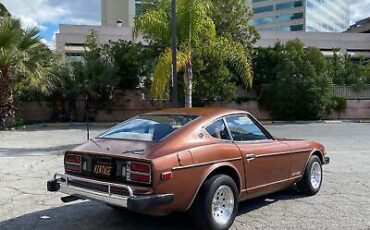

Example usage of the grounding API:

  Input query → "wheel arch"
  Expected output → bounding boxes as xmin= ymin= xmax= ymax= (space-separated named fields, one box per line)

xmin=311 ymin=149 xmax=324 ymax=163
xmin=303 ymin=149 xmax=324 ymax=172
xmin=185 ymin=163 xmax=242 ymax=210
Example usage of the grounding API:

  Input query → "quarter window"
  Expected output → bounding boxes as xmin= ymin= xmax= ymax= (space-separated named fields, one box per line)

xmin=205 ymin=120 xmax=230 ymax=140
xmin=225 ymin=115 xmax=268 ymax=141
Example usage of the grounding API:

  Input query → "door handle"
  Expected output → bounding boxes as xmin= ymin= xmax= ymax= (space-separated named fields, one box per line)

xmin=245 ymin=153 xmax=256 ymax=160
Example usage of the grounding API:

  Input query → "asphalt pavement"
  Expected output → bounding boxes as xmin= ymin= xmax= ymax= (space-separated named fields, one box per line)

xmin=0 ymin=122 xmax=369 ymax=230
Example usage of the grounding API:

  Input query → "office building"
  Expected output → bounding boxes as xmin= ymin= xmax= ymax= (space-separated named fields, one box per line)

xmin=252 ymin=0 xmax=350 ymax=32
xmin=101 ymin=0 xmax=141 ymax=27
xmin=57 ymin=0 xmax=370 ymax=61
xmin=256 ymin=31 xmax=370 ymax=58
xmin=55 ymin=24 xmax=134 ymax=62
xmin=346 ymin=17 xmax=370 ymax=33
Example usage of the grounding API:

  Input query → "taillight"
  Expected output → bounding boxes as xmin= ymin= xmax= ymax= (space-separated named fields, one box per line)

xmin=129 ymin=162 xmax=151 ymax=174
xmin=128 ymin=173 xmax=151 ymax=183
xmin=126 ymin=161 xmax=151 ymax=184
xmin=65 ymin=154 xmax=81 ymax=172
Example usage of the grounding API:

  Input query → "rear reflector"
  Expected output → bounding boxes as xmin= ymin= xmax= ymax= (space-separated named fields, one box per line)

xmin=129 ymin=173 xmax=151 ymax=184
xmin=129 ymin=162 xmax=151 ymax=174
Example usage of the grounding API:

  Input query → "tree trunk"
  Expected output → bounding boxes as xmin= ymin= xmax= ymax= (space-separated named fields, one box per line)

xmin=0 ymin=67 xmax=16 ymax=129
xmin=184 ymin=63 xmax=193 ymax=108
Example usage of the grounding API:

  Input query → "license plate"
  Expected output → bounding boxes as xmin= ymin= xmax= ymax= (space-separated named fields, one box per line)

xmin=94 ymin=160 xmax=113 ymax=177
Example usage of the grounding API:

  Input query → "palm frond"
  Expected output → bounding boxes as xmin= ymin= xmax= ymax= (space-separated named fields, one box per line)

xmin=134 ymin=8 xmax=171 ymax=43
xmin=151 ymin=48 xmax=189 ymax=98
xmin=202 ymin=37 xmax=253 ymax=88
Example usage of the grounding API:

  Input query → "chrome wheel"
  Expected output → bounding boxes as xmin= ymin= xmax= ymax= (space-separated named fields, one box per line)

xmin=310 ymin=161 xmax=322 ymax=189
xmin=211 ymin=185 xmax=234 ymax=226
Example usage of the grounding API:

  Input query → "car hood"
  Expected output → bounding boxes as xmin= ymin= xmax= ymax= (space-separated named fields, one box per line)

xmin=70 ymin=138 xmax=160 ymax=160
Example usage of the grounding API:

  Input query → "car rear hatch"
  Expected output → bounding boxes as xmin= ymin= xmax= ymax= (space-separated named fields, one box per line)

xmin=63 ymin=138 xmax=160 ymax=195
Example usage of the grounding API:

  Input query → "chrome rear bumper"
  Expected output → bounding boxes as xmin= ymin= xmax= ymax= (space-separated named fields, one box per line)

xmin=47 ymin=173 xmax=173 ymax=212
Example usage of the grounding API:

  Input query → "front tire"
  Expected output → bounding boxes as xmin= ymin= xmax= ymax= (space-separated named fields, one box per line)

xmin=190 ymin=175 xmax=238 ymax=230
xmin=297 ymin=155 xmax=323 ymax=195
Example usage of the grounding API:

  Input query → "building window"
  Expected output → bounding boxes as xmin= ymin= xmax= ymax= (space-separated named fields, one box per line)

xmin=253 ymin=17 xmax=274 ymax=25
xmin=275 ymin=12 xmax=304 ymax=22
xmin=135 ymin=3 xmax=142 ymax=15
xmin=276 ymin=1 xmax=303 ymax=10
xmin=253 ymin=5 xmax=274 ymax=14
xmin=291 ymin=24 xmax=304 ymax=31
xmin=306 ymin=26 xmax=316 ymax=32
xmin=307 ymin=1 xmax=315 ymax=9
xmin=65 ymin=53 xmax=84 ymax=62
xmin=276 ymin=24 xmax=304 ymax=31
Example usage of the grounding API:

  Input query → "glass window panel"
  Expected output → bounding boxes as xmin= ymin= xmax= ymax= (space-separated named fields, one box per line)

xmin=225 ymin=115 xmax=268 ymax=141
xmin=253 ymin=5 xmax=274 ymax=14
xmin=100 ymin=115 xmax=198 ymax=142
xmin=205 ymin=120 xmax=230 ymax=140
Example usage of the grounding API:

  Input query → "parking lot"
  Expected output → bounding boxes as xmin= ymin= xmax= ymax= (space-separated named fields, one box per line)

xmin=0 ymin=122 xmax=369 ymax=230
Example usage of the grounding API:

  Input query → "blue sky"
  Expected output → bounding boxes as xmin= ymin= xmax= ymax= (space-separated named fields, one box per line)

xmin=1 ymin=0 xmax=369 ymax=48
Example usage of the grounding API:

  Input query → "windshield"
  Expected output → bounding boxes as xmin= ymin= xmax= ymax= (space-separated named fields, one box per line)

xmin=99 ymin=114 xmax=198 ymax=142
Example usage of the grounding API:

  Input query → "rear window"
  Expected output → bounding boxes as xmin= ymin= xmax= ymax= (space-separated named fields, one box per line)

xmin=99 ymin=115 xmax=198 ymax=142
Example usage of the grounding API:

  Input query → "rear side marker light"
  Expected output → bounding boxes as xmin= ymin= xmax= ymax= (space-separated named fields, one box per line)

xmin=161 ymin=172 xmax=173 ymax=181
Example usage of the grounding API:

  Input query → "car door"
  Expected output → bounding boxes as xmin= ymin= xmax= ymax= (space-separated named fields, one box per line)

xmin=224 ymin=114 xmax=292 ymax=195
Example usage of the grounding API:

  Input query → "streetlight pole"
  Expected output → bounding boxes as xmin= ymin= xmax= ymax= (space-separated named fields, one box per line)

xmin=171 ymin=0 xmax=178 ymax=107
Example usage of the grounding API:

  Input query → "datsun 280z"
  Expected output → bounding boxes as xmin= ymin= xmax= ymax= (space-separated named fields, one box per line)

xmin=47 ymin=108 xmax=330 ymax=230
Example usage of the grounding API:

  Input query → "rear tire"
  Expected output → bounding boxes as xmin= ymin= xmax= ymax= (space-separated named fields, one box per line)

xmin=190 ymin=174 xmax=238 ymax=230
xmin=297 ymin=155 xmax=323 ymax=195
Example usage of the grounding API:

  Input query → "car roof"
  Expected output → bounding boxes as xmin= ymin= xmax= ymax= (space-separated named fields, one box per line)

xmin=144 ymin=107 xmax=249 ymax=118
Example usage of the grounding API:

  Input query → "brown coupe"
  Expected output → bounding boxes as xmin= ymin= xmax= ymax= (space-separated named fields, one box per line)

xmin=47 ymin=108 xmax=329 ymax=230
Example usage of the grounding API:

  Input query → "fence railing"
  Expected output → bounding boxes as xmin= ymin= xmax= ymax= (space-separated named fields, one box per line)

xmin=332 ymin=85 xmax=370 ymax=100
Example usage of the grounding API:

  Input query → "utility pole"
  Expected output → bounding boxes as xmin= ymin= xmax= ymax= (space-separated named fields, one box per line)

xmin=171 ymin=0 xmax=178 ymax=107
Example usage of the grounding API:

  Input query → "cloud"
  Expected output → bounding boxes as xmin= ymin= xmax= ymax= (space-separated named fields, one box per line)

xmin=0 ymin=0 xmax=101 ymax=27
xmin=350 ymin=0 xmax=370 ymax=23
xmin=0 ymin=0 xmax=101 ymax=48
xmin=40 ymin=38 xmax=54 ymax=50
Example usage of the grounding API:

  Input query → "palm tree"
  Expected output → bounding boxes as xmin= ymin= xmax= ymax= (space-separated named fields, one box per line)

xmin=0 ymin=3 xmax=11 ymax=17
xmin=135 ymin=0 xmax=252 ymax=107
xmin=0 ymin=15 xmax=57 ymax=129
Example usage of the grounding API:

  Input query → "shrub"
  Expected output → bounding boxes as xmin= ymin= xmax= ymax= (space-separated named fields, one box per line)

xmin=257 ymin=40 xmax=332 ymax=120
xmin=331 ymin=97 xmax=347 ymax=112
